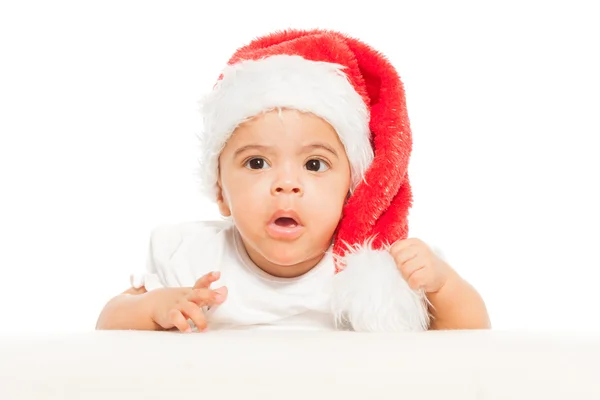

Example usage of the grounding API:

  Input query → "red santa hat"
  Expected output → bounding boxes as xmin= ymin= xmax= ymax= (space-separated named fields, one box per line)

xmin=197 ymin=29 xmax=430 ymax=332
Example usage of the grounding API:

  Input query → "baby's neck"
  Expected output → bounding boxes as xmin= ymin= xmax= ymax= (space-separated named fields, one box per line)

xmin=243 ymin=244 xmax=328 ymax=279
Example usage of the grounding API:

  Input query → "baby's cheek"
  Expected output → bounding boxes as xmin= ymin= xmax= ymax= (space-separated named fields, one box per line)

xmin=311 ymin=196 xmax=344 ymax=229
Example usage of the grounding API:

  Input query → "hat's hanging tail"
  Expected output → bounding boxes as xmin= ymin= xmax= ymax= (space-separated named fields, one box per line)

xmin=330 ymin=36 xmax=430 ymax=332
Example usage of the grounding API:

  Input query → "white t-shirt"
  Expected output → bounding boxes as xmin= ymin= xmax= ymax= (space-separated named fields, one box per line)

xmin=130 ymin=220 xmax=337 ymax=331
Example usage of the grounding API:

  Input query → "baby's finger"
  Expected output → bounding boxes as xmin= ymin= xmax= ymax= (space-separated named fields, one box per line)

xmin=391 ymin=246 xmax=419 ymax=267
xmin=212 ymin=286 xmax=228 ymax=305
xmin=187 ymin=286 xmax=228 ymax=306
xmin=187 ymin=287 xmax=216 ymax=305
xmin=193 ymin=271 xmax=220 ymax=289
xmin=399 ymin=257 xmax=425 ymax=282
xmin=407 ymin=270 xmax=426 ymax=291
xmin=168 ymin=308 xmax=192 ymax=332
xmin=180 ymin=301 xmax=208 ymax=332
xmin=390 ymin=238 xmax=420 ymax=254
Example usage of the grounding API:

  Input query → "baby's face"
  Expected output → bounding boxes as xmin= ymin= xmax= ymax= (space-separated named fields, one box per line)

xmin=217 ymin=109 xmax=351 ymax=278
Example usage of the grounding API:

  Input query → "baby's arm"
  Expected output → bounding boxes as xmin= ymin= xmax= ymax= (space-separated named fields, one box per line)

xmin=391 ymin=238 xmax=490 ymax=330
xmin=427 ymin=272 xmax=491 ymax=330
xmin=95 ymin=286 xmax=158 ymax=331
xmin=96 ymin=272 xmax=227 ymax=331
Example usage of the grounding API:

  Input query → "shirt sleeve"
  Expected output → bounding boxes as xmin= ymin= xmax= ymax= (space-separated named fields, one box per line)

xmin=129 ymin=224 xmax=184 ymax=291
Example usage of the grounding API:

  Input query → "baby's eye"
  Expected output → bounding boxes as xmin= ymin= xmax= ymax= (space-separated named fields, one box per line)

xmin=245 ymin=158 xmax=270 ymax=170
xmin=305 ymin=159 xmax=330 ymax=172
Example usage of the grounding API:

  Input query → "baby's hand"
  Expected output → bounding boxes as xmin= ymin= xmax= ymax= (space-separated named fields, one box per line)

xmin=146 ymin=271 xmax=227 ymax=332
xmin=390 ymin=239 xmax=454 ymax=294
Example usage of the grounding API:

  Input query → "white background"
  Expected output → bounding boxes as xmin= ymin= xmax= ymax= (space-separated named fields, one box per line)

xmin=1 ymin=1 xmax=598 ymax=334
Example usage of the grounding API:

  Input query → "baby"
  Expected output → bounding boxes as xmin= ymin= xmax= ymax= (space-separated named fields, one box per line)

xmin=96 ymin=29 xmax=490 ymax=333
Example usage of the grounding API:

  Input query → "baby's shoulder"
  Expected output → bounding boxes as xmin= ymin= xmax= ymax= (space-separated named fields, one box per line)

xmin=148 ymin=219 xmax=234 ymax=258
xmin=134 ymin=220 xmax=235 ymax=289
xmin=150 ymin=219 xmax=232 ymax=242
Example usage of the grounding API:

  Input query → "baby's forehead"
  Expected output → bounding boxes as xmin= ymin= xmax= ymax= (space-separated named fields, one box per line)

xmin=238 ymin=108 xmax=330 ymax=129
xmin=227 ymin=109 xmax=345 ymax=148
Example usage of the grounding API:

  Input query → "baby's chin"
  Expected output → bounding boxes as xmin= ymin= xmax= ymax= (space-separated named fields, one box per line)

xmin=257 ymin=245 xmax=327 ymax=276
xmin=262 ymin=249 xmax=316 ymax=267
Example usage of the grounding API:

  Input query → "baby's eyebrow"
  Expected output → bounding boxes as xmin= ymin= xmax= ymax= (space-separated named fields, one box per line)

xmin=233 ymin=144 xmax=271 ymax=158
xmin=232 ymin=143 xmax=339 ymax=158
xmin=302 ymin=143 xmax=339 ymax=158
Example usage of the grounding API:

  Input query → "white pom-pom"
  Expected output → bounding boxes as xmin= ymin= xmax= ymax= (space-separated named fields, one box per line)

xmin=330 ymin=244 xmax=431 ymax=332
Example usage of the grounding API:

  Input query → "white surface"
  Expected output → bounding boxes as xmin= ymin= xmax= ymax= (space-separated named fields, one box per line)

xmin=1 ymin=1 xmax=599 ymax=334
xmin=1 ymin=330 xmax=599 ymax=399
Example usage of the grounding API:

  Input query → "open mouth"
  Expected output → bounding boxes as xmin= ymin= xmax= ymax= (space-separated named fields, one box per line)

xmin=267 ymin=212 xmax=304 ymax=239
xmin=274 ymin=217 xmax=298 ymax=228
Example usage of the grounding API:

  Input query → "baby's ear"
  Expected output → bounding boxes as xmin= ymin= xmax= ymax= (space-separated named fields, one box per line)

xmin=216 ymin=179 xmax=231 ymax=217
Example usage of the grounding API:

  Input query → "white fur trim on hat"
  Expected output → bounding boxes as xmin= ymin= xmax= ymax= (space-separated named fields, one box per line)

xmin=330 ymin=243 xmax=431 ymax=332
xmin=196 ymin=54 xmax=373 ymax=200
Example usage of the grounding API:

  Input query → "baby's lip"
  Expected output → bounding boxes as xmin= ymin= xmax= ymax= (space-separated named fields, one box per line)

xmin=268 ymin=209 xmax=304 ymax=226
